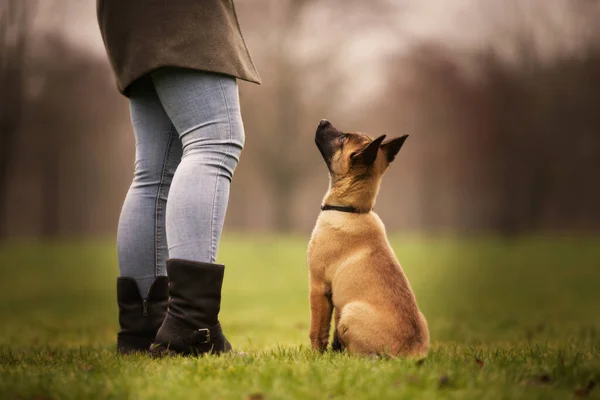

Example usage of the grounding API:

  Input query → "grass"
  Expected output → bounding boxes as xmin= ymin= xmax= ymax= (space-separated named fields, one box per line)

xmin=0 ymin=234 xmax=599 ymax=399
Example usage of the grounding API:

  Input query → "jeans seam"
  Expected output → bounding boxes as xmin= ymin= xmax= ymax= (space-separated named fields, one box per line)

xmin=210 ymin=76 xmax=234 ymax=262
xmin=154 ymin=126 xmax=176 ymax=278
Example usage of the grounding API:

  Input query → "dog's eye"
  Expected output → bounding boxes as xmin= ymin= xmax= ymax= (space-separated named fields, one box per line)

xmin=339 ymin=135 xmax=347 ymax=144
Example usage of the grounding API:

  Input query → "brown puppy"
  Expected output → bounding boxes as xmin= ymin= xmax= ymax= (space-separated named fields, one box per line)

xmin=307 ymin=120 xmax=429 ymax=358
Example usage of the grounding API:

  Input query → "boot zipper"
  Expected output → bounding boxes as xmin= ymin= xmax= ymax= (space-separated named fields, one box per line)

xmin=142 ymin=300 xmax=148 ymax=316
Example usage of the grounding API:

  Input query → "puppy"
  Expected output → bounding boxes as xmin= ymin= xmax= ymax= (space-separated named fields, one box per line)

xmin=307 ymin=120 xmax=429 ymax=358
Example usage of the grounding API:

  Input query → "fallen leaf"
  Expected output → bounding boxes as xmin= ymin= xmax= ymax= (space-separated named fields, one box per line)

xmin=522 ymin=374 xmax=553 ymax=386
xmin=394 ymin=374 xmax=419 ymax=387
xmin=574 ymin=380 xmax=596 ymax=397
xmin=438 ymin=375 xmax=450 ymax=388
xmin=526 ymin=324 xmax=546 ymax=340
xmin=475 ymin=357 xmax=484 ymax=368
xmin=32 ymin=396 xmax=53 ymax=400
xmin=246 ymin=393 xmax=264 ymax=400
xmin=77 ymin=363 xmax=94 ymax=372
xmin=294 ymin=322 xmax=306 ymax=330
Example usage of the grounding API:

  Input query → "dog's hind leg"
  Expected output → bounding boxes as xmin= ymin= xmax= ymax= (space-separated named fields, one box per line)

xmin=337 ymin=301 xmax=399 ymax=356
xmin=339 ymin=302 xmax=428 ymax=358
xmin=337 ymin=301 xmax=378 ymax=355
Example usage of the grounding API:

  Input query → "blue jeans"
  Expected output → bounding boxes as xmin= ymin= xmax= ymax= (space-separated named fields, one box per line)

xmin=117 ymin=68 xmax=245 ymax=297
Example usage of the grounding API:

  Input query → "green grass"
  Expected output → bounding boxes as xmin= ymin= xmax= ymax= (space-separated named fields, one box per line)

xmin=1 ymin=234 xmax=599 ymax=399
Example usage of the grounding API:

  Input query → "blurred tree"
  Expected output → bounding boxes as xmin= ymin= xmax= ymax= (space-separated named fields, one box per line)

xmin=3 ymin=0 xmax=599 ymax=237
xmin=473 ymin=0 xmax=600 ymax=234
xmin=2 ymin=32 xmax=131 ymax=238
xmin=237 ymin=0 xmax=395 ymax=231
xmin=377 ymin=0 xmax=600 ymax=235
xmin=0 ymin=0 xmax=36 ymax=237
xmin=255 ymin=0 xmax=329 ymax=232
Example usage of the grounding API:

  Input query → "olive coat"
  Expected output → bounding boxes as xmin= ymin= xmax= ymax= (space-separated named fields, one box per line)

xmin=96 ymin=0 xmax=261 ymax=96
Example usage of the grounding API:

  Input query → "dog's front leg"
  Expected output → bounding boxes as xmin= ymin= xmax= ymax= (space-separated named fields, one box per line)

xmin=309 ymin=280 xmax=333 ymax=352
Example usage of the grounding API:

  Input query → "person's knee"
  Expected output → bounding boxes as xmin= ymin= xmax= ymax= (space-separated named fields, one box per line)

xmin=131 ymin=153 xmax=177 ymax=189
xmin=181 ymin=123 xmax=244 ymax=181
xmin=131 ymin=159 xmax=160 ymax=188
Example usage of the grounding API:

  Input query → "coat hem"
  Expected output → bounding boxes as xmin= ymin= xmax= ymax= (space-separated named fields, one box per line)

xmin=117 ymin=65 xmax=261 ymax=97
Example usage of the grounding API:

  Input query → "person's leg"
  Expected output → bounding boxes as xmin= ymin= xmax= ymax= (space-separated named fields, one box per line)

xmin=116 ymin=76 xmax=183 ymax=353
xmin=117 ymin=76 xmax=183 ymax=296
xmin=151 ymin=68 xmax=244 ymax=263
xmin=149 ymin=68 xmax=245 ymax=356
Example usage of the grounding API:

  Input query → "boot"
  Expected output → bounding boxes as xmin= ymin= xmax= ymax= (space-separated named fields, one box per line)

xmin=116 ymin=276 xmax=168 ymax=354
xmin=149 ymin=259 xmax=232 ymax=356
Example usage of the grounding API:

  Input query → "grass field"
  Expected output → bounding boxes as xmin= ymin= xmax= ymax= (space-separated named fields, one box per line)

xmin=1 ymin=234 xmax=599 ymax=399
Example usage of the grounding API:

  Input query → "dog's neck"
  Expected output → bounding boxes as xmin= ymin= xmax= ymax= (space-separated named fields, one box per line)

xmin=321 ymin=175 xmax=381 ymax=214
xmin=321 ymin=204 xmax=363 ymax=213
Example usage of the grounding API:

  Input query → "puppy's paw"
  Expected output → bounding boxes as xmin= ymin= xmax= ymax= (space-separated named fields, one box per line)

xmin=310 ymin=338 xmax=328 ymax=352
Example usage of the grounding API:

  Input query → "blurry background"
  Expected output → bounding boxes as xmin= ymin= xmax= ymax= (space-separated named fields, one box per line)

xmin=2 ymin=0 xmax=600 ymax=239
xmin=2 ymin=4 xmax=600 ymax=396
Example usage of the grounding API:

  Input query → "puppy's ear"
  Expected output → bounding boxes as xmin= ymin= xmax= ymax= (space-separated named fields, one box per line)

xmin=381 ymin=135 xmax=408 ymax=163
xmin=352 ymin=135 xmax=386 ymax=166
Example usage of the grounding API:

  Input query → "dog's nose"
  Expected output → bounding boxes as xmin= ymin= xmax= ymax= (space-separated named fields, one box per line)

xmin=318 ymin=119 xmax=331 ymax=128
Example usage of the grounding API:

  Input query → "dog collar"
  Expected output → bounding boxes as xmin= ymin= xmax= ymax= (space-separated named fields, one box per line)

xmin=321 ymin=204 xmax=370 ymax=214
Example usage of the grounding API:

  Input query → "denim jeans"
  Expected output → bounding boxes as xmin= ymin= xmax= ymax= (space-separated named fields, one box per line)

xmin=117 ymin=68 xmax=245 ymax=297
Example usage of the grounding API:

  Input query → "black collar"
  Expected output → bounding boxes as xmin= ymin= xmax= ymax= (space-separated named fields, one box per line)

xmin=320 ymin=204 xmax=369 ymax=214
